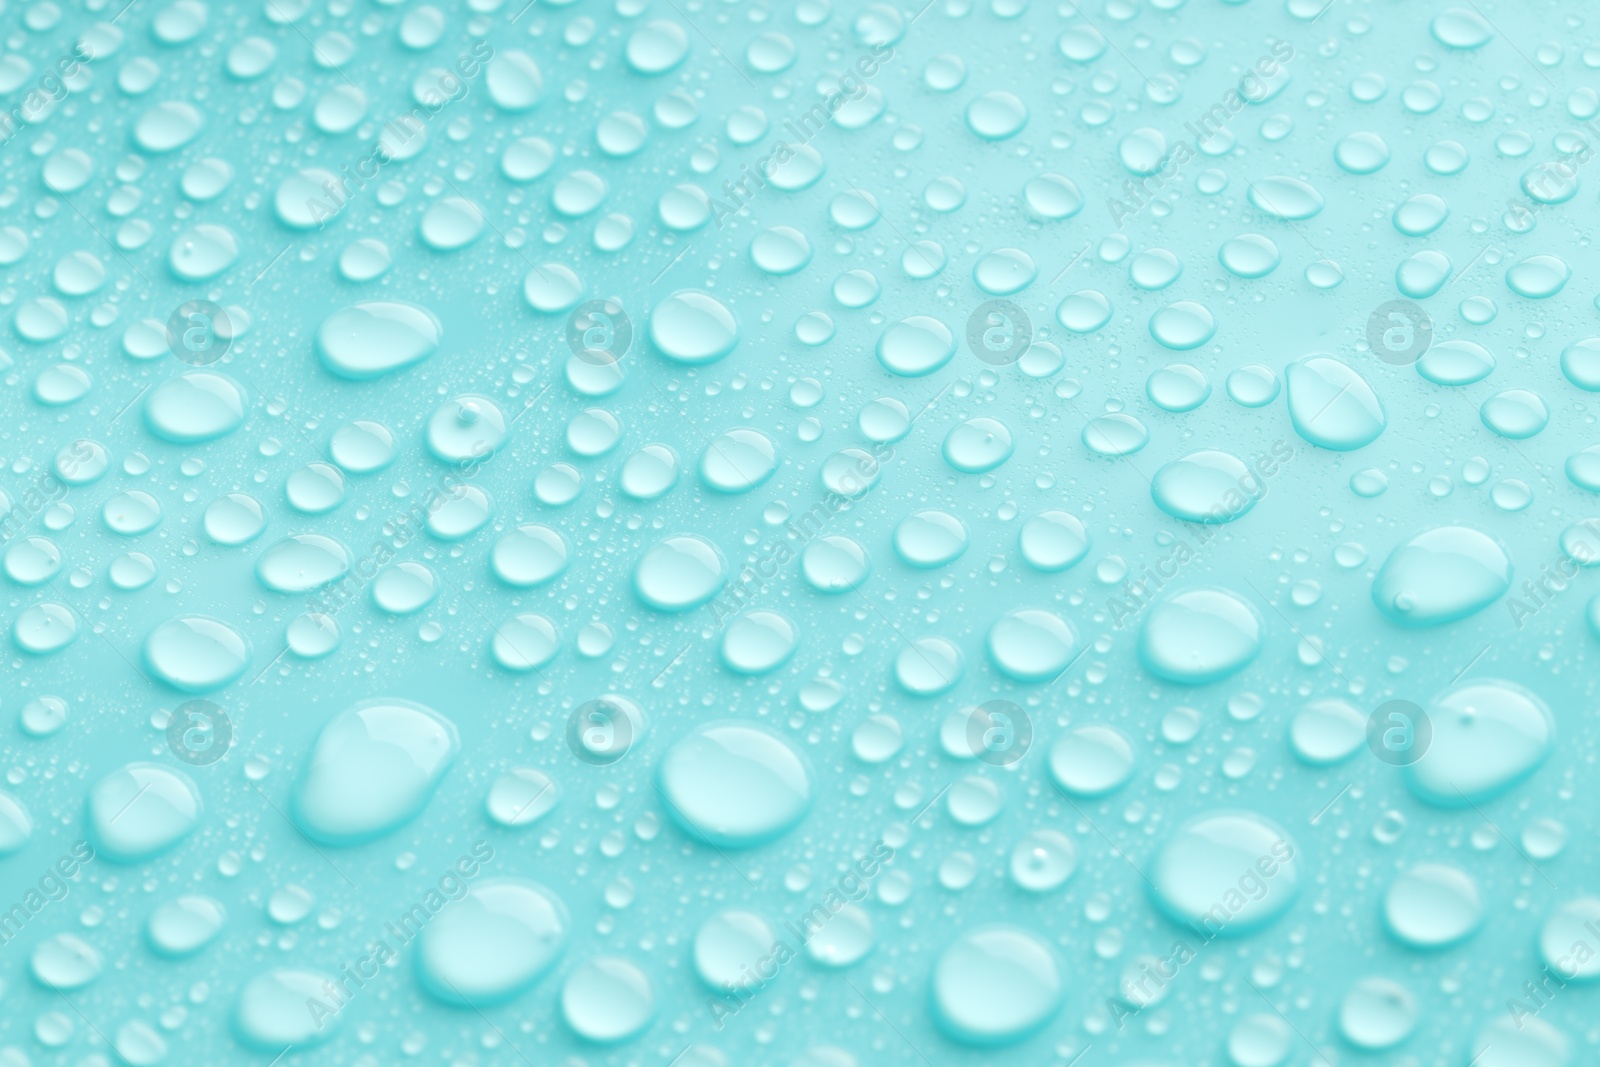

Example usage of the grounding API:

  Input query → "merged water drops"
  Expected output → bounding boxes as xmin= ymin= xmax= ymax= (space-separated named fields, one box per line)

xmin=291 ymin=700 xmax=459 ymax=845
xmin=87 ymin=763 xmax=202 ymax=863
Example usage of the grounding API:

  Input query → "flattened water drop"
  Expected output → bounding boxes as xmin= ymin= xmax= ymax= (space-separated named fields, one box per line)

xmin=316 ymin=301 xmax=442 ymax=380
xmin=1371 ymin=526 xmax=1511 ymax=627
xmin=1151 ymin=811 xmax=1299 ymax=934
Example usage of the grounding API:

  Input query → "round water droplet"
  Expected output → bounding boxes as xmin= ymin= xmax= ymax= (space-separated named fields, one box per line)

xmin=1149 ymin=300 xmax=1216 ymax=350
xmin=1082 ymin=413 xmax=1148 ymax=456
xmin=487 ymin=768 xmax=560 ymax=828
xmin=561 ymin=956 xmax=655 ymax=1044
xmin=1404 ymin=680 xmax=1553 ymax=806
xmin=1024 ymin=174 xmax=1083 ymax=219
xmin=876 ymin=316 xmax=955 ymax=377
xmin=657 ymin=722 xmax=812 ymax=848
xmin=144 ymin=372 xmax=248 ymax=443
xmin=1151 ymin=449 xmax=1261 ymax=523
xmin=144 ymin=615 xmax=249 ymax=692
xmin=1289 ymin=699 xmax=1366 ymax=765
xmin=894 ymin=511 xmax=967 ymax=568
xmin=973 ymin=247 xmax=1036 ymax=294
xmin=943 ymin=417 xmax=1013 ymax=473
xmin=1338 ymin=977 xmax=1416 ymax=1050
xmin=626 ymin=20 xmax=689 ymax=75
xmin=1048 ymin=725 xmax=1135 ymax=797
xmin=1057 ymin=289 xmax=1112 ymax=333
xmin=1147 ymin=362 xmax=1210 ymax=412
xmin=32 ymin=934 xmax=102 ymax=990
xmin=700 ymin=429 xmax=778 ymax=492
xmin=235 ymin=969 xmax=341 ymax=1049
xmin=634 ymin=535 xmax=725 ymax=611
xmin=14 ymin=603 xmax=78 ymax=654
xmin=1226 ymin=364 xmax=1280 ymax=407
xmin=1395 ymin=250 xmax=1452 ymax=298
xmin=1418 ymin=339 xmax=1494 ymax=385
xmin=0 ymin=791 xmax=33 ymax=855
xmin=1218 ymin=234 xmax=1280 ymax=278
xmin=148 ymin=895 xmax=227 ymax=958
xmin=930 ymin=926 xmax=1063 ymax=1046
xmin=1009 ymin=830 xmax=1077 ymax=892
xmin=492 ymin=525 xmax=568 ymax=587
xmin=966 ymin=90 xmax=1027 ymax=139
xmin=20 ymin=695 xmax=68 ymax=737
xmin=896 ymin=637 xmax=962 ymax=696
xmin=1384 ymin=863 xmax=1481 ymax=948
xmin=1539 ymin=899 xmax=1600 ymax=981
xmin=987 ymin=609 xmax=1078 ymax=681
xmin=649 ymin=290 xmax=737 ymax=364
xmin=720 ymin=611 xmax=797 ymax=675
xmin=1151 ymin=811 xmax=1299 ymax=934
xmin=426 ymin=394 xmax=506 ymax=462
xmin=801 ymin=535 xmax=871 ymax=593
xmin=204 ymin=493 xmax=266 ymax=545
xmin=1334 ymin=131 xmax=1389 ymax=173
xmin=1139 ymin=587 xmax=1263 ymax=684
xmin=1431 ymin=7 xmax=1493 ymax=49
xmin=1019 ymin=511 xmax=1089 ymax=572
xmin=328 ymin=420 xmax=395 ymax=473
xmin=1506 ymin=254 xmax=1571 ymax=299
